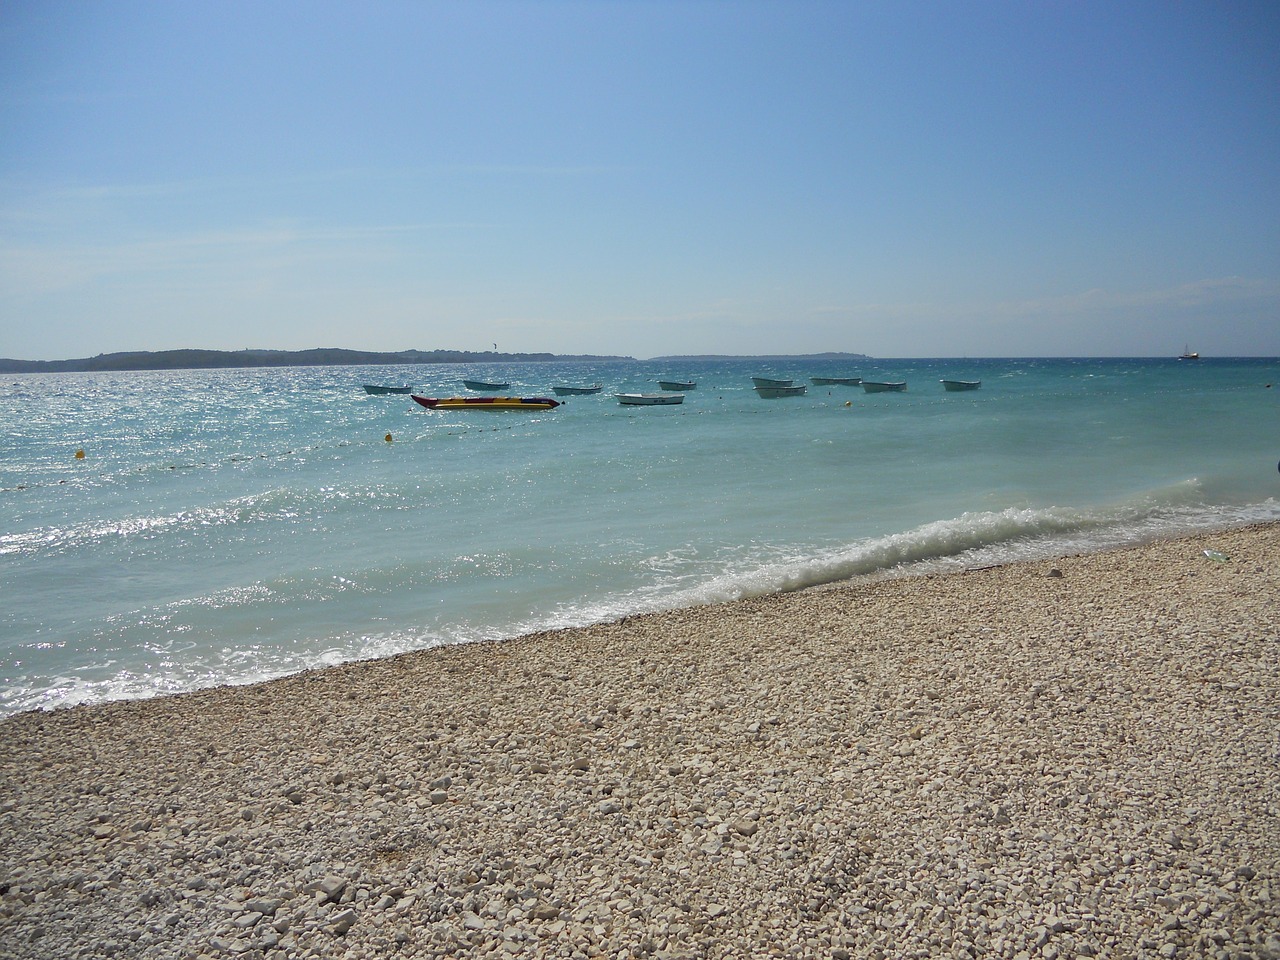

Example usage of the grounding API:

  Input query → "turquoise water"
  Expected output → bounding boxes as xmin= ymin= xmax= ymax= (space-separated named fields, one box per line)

xmin=2 ymin=357 xmax=1278 ymax=716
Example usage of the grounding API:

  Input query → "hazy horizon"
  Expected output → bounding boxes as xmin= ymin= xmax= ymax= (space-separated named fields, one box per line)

xmin=3 ymin=2 xmax=1277 ymax=360
xmin=5 ymin=346 xmax=1277 ymax=368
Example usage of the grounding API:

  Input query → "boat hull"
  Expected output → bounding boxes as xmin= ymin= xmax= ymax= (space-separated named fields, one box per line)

xmin=940 ymin=380 xmax=981 ymax=391
xmin=657 ymin=381 xmax=696 ymax=390
xmin=754 ymin=385 xmax=807 ymax=398
xmin=751 ymin=377 xmax=794 ymax=388
xmin=362 ymin=384 xmax=412 ymax=395
xmin=616 ymin=393 xmax=684 ymax=406
xmin=552 ymin=385 xmax=603 ymax=396
xmin=861 ymin=381 xmax=907 ymax=393
xmin=462 ymin=380 xmax=511 ymax=391
xmin=412 ymin=395 xmax=560 ymax=410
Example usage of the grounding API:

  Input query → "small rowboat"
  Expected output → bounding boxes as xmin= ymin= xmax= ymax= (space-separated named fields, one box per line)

xmin=363 ymin=384 xmax=412 ymax=395
xmin=616 ymin=393 xmax=684 ymax=406
xmin=751 ymin=376 xmax=794 ymax=388
xmin=657 ymin=380 xmax=696 ymax=390
xmin=412 ymin=395 xmax=560 ymax=410
xmin=754 ymin=384 xmax=807 ymax=398
xmin=810 ymin=377 xmax=861 ymax=386
xmin=861 ymin=381 xmax=907 ymax=393
xmin=552 ymin=384 xmax=603 ymax=396
xmin=940 ymin=379 xmax=981 ymax=391
xmin=462 ymin=379 xmax=511 ymax=391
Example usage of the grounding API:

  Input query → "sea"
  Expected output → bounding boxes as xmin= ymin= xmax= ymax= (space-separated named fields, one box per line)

xmin=2 ymin=356 xmax=1278 ymax=719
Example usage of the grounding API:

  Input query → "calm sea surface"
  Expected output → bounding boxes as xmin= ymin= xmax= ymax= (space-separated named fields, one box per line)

xmin=3 ymin=357 xmax=1278 ymax=717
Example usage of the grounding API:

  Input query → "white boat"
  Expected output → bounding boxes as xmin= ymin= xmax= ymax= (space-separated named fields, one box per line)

xmin=940 ymin=379 xmax=981 ymax=392
xmin=657 ymin=380 xmax=696 ymax=390
xmin=462 ymin=379 xmax=511 ymax=391
xmin=751 ymin=376 xmax=794 ymax=388
xmin=1178 ymin=345 xmax=1200 ymax=360
xmin=754 ymin=384 xmax=807 ymax=398
xmin=552 ymin=384 xmax=603 ymax=396
xmin=616 ymin=393 xmax=684 ymax=406
xmin=862 ymin=381 xmax=907 ymax=393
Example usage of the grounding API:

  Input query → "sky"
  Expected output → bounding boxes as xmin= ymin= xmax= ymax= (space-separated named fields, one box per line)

xmin=1 ymin=1 xmax=1278 ymax=360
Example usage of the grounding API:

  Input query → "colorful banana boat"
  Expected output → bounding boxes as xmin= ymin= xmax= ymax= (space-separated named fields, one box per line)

xmin=411 ymin=395 xmax=561 ymax=410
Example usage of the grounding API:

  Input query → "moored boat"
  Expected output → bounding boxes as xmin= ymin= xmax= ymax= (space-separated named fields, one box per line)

xmin=412 ymin=395 xmax=560 ymax=410
xmin=751 ymin=376 xmax=794 ymax=388
xmin=657 ymin=380 xmax=696 ymax=390
xmin=616 ymin=393 xmax=684 ymax=406
xmin=362 ymin=384 xmax=412 ymax=395
xmin=552 ymin=384 xmax=603 ymax=396
xmin=462 ymin=379 xmax=511 ymax=391
xmin=940 ymin=379 xmax=981 ymax=392
xmin=810 ymin=377 xmax=862 ymax=386
xmin=754 ymin=384 xmax=807 ymax=398
xmin=861 ymin=381 xmax=907 ymax=393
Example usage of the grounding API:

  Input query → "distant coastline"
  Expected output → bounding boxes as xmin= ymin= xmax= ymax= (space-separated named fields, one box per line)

xmin=0 ymin=348 xmax=870 ymax=373
xmin=0 ymin=348 xmax=631 ymax=374
xmin=648 ymin=351 xmax=870 ymax=362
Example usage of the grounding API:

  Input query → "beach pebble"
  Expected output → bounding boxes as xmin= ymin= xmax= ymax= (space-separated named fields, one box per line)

xmin=0 ymin=525 xmax=1277 ymax=960
xmin=307 ymin=877 xmax=347 ymax=905
xmin=329 ymin=907 xmax=357 ymax=934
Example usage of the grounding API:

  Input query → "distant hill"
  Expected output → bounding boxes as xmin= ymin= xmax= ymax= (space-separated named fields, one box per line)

xmin=0 ymin=348 xmax=633 ymax=373
xmin=648 ymin=352 xmax=871 ymax=361
xmin=0 ymin=348 xmax=878 ymax=373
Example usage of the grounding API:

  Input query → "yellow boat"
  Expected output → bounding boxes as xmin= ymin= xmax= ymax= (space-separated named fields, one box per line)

xmin=411 ymin=395 xmax=560 ymax=410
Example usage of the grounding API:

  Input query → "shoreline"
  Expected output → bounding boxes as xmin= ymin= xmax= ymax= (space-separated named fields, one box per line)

xmin=2 ymin=524 xmax=1277 ymax=958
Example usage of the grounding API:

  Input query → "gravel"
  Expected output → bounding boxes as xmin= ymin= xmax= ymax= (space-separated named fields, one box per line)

xmin=2 ymin=524 xmax=1277 ymax=959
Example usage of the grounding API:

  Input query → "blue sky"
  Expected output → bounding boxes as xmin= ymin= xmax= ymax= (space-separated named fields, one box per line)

xmin=1 ymin=1 xmax=1277 ymax=360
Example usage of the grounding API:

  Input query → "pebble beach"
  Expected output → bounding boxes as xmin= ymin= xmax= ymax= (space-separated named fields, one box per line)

xmin=2 ymin=524 xmax=1277 ymax=960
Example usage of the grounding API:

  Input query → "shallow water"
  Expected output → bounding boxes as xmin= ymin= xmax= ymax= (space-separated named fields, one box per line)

xmin=3 ymin=356 xmax=1277 ymax=716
